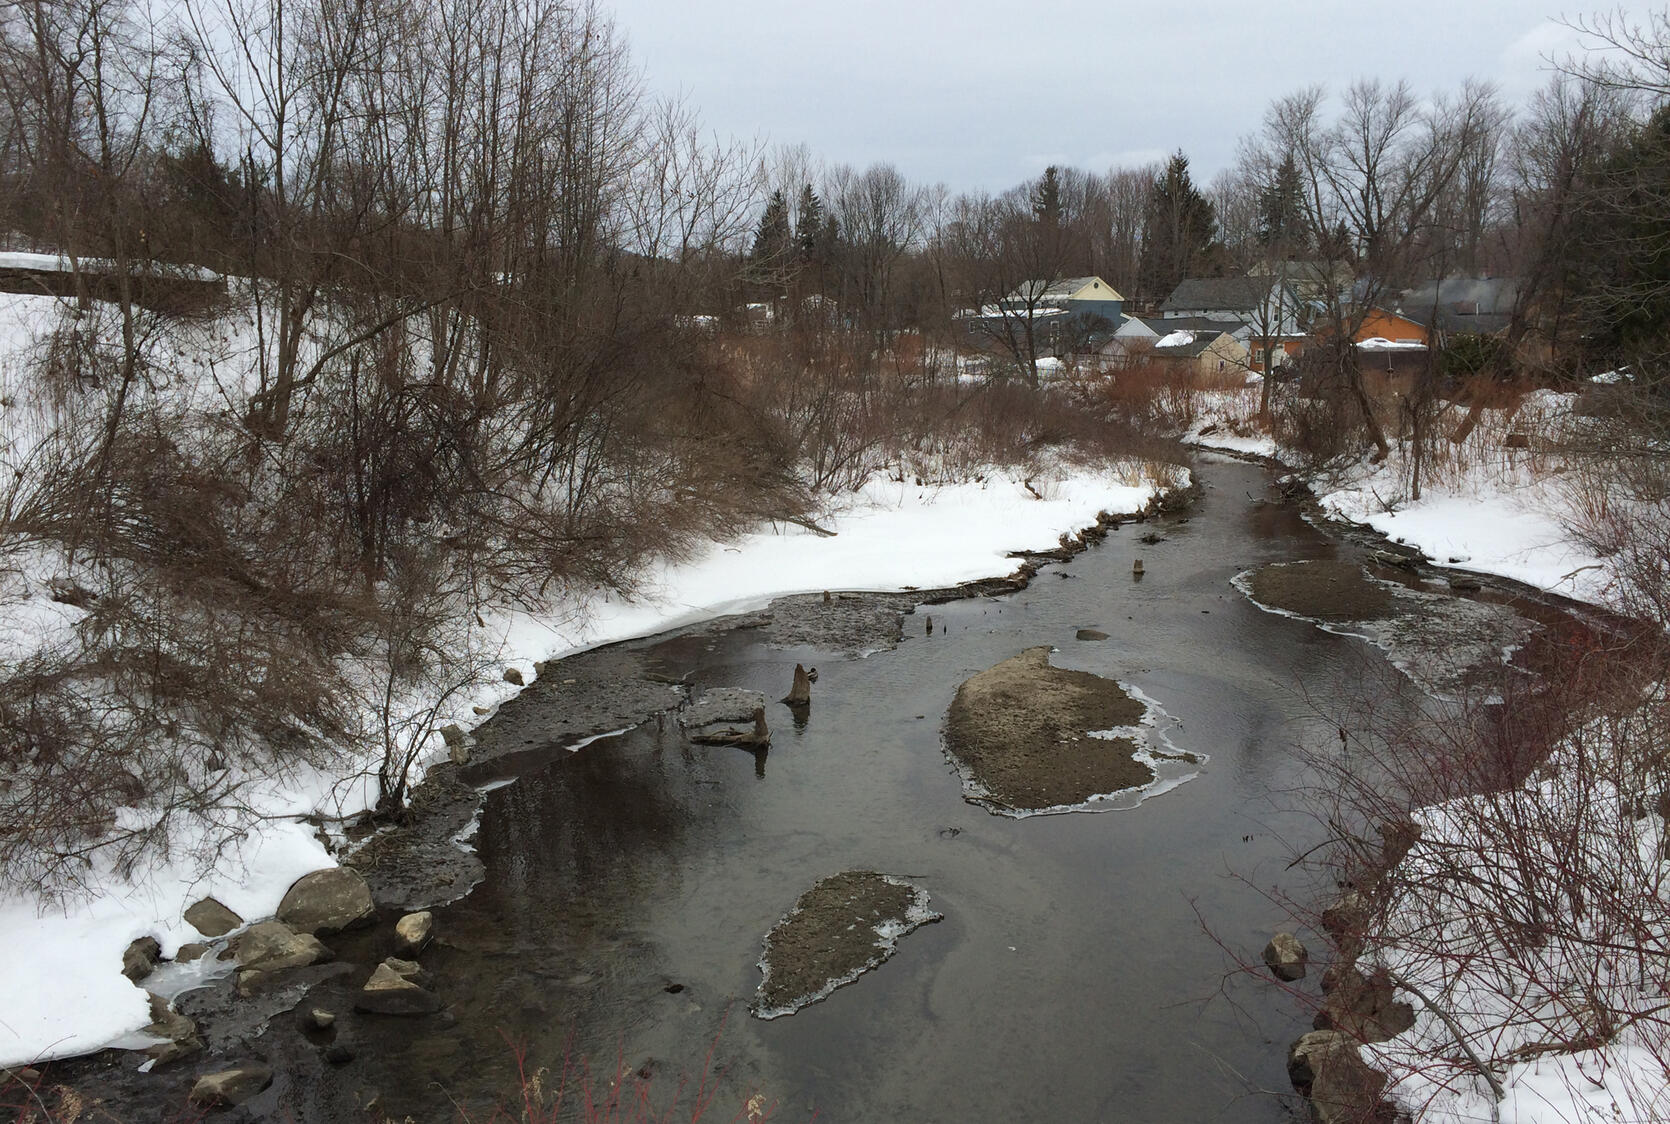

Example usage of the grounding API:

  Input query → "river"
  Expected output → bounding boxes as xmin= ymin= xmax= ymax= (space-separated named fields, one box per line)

xmin=64 ymin=450 xmax=1577 ymax=1122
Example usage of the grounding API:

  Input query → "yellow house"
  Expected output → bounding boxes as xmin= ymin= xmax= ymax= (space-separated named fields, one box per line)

xmin=1150 ymin=328 xmax=1249 ymax=379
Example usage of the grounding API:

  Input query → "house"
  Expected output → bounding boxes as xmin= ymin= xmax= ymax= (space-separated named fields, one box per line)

xmin=1247 ymin=259 xmax=1351 ymax=306
xmin=1158 ymin=276 xmax=1303 ymax=336
xmin=1100 ymin=315 xmax=1246 ymax=368
xmin=962 ymin=275 xmax=1125 ymax=356
xmin=1149 ymin=327 xmax=1249 ymax=380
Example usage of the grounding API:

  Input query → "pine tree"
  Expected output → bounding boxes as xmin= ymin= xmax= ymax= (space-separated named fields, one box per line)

xmin=1032 ymin=165 xmax=1063 ymax=226
xmin=1257 ymin=154 xmax=1309 ymax=253
xmin=795 ymin=184 xmax=825 ymax=263
xmin=751 ymin=189 xmax=793 ymax=270
xmin=1138 ymin=151 xmax=1217 ymax=304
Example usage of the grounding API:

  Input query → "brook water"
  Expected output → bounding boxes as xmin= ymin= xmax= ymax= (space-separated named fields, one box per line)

xmin=71 ymin=452 xmax=1588 ymax=1122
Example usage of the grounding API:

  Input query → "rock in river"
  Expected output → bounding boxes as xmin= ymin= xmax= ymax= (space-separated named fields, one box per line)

xmin=189 ymin=1065 xmax=273 ymax=1107
xmin=233 ymin=920 xmax=332 ymax=972
xmin=943 ymin=646 xmax=1192 ymax=813
xmin=355 ymin=959 xmax=443 ymax=1016
xmin=1263 ymin=932 xmax=1308 ymax=981
xmin=754 ymin=871 xmax=940 ymax=1019
xmin=277 ymin=867 xmax=376 ymax=935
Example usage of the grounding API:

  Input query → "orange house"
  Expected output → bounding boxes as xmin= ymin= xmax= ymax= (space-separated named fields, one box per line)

xmin=1351 ymin=307 xmax=1434 ymax=347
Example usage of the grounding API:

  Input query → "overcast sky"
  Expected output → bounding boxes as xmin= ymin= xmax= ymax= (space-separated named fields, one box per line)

xmin=606 ymin=0 xmax=1658 ymax=192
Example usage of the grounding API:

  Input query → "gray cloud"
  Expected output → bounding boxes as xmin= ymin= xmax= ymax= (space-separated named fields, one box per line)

xmin=607 ymin=0 xmax=1655 ymax=190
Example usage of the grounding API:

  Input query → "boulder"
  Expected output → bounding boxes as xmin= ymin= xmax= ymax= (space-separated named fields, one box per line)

xmin=184 ymin=897 xmax=243 ymax=938
xmin=1315 ymin=967 xmax=1415 ymax=1044
xmin=121 ymin=937 xmax=161 ymax=982
xmin=175 ymin=942 xmax=210 ymax=963
xmin=394 ymin=911 xmax=434 ymax=955
xmin=1263 ymin=932 xmax=1308 ymax=982
xmin=504 ymin=666 xmax=524 ymax=686
xmin=188 ymin=1065 xmax=273 ymax=1107
xmin=276 ymin=867 xmax=375 ymax=935
xmin=354 ymin=961 xmax=442 ymax=1016
xmin=233 ymin=920 xmax=332 ymax=972
xmin=1286 ymin=1031 xmax=1394 ymax=1124
xmin=1075 ymin=628 xmax=1109 ymax=641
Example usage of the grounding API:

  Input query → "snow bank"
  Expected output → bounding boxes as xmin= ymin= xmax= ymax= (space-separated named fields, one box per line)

xmin=1319 ymin=466 xmax=1612 ymax=604
xmin=1360 ymin=714 xmax=1670 ymax=1124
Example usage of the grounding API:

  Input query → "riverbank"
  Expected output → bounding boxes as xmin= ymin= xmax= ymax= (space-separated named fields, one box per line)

xmin=0 ymin=454 xmax=1190 ymax=1074
xmin=1190 ymin=389 xmax=1670 ymax=1124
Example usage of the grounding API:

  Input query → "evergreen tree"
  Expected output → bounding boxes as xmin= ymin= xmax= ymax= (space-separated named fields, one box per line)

xmin=1256 ymin=154 xmax=1309 ymax=253
xmin=795 ymin=184 xmax=825 ymax=263
xmin=751 ymin=189 xmax=793 ymax=270
xmin=1138 ymin=151 xmax=1217 ymax=304
xmin=1031 ymin=165 xmax=1063 ymax=226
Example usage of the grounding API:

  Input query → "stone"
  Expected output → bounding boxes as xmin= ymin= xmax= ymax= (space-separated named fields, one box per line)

xmin=188 ymin=1066 xmax=274 ymax=1107
xmin=382 ymin=956 xmax=423 ymax=981
xmin=236 ymin=969 xmax=273 ymax=997
xmin=1132 ymin=559 xmax=1144 ymax=576
xmin=1317 ymin=967 xmax=1416 ymax=1044
xmin=1287 ymin=1031 xmax=1394 ymax=1124
xmin=176 ymin=943 xmax=211 ymax=963
xmin=233 ymin=920 xmax=332 ymax=972
xmin=324 ymin=1042 xmax=355 ymax=1066
xmin=141 ymin=993 xmax=201 ymax=1066
xmin=504 ymin=666 xmax=524 ymax=686
xmin=1320 ymin=892 xmax=1368 ymax=944
xmin=781 ymin=664 xmax=811 ymax=707
xmin=394 ymin=911 xmax=434 ymax=955
xmin=354 ymin=962 xmax=442 ymax=1016
xmin=276 ymin=867 xmax=375 ymax=935
xmin=306 ymin=1008 xmax=336 ymax=1030
xmin=1075 ymin=628 xmax=1109 ymax=641
xmin=1263 ymin=932 xmax=1308 ymax=981
xmin=184 ymin=896 xmax=243 ymax=938
xmin=121 ymin=936 xmax=161 ymax=982
xmin=1448 ymin=575 xmax=1483 ymax=592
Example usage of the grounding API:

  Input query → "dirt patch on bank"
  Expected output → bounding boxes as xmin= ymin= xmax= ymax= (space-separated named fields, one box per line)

xmin=1243 ymin=559 xmax=1396 ymax=622
xmin=754 ymin=871 xmax=940 ymax=1018
xmin=944 ymin=647 xmax=1178 ymax=813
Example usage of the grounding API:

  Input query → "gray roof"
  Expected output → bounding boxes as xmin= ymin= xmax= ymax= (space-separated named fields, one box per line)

xmin=1144 ymin=315 xmax=1246 ymax=335
xmin=1159 ymin=276 xmax=1270 ymax=313
xmin=1391 ymin=278 xmax=1519 ymax=336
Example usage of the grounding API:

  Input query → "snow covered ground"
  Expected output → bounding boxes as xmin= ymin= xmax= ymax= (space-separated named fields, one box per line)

xmin=1360 ymin=709 xmax=1670 ymax=1124
xmin=0 ymin=451 xmax=1183 ymax=1069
